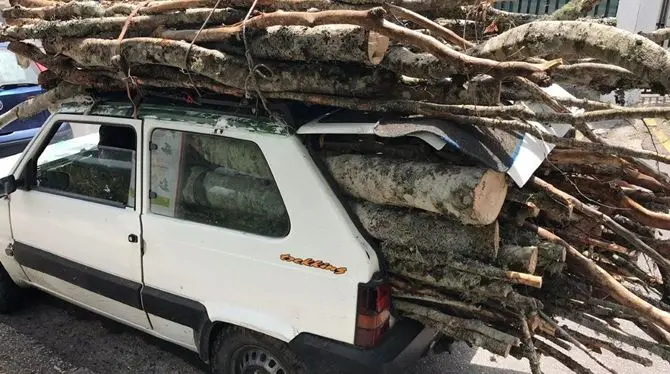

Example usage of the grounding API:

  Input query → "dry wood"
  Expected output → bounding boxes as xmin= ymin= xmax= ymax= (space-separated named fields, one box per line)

xmin=381 ymin=242 xmax=543 ymax=288
xmin=158 ymin=7 xmax=559 ymax=81
xmin=548 ymin=0 xmax=601 ymax=21
xmin=640 ymin=27 xmax=670 ymax=44
xmin=391 ymin=291 xmax=503 ymax=323
xmin=532 ymin=177 xmax=670 ymax=272
xmin=619 ymin=194 xmax=670 ymax=230
xmin=395 ymin=300 xmax=520 ymax=357
xmin=384 ymin=3 xmax=472 ymax=48
xmin=559 ymin=231 xmax=633 ymax=258
xmin=166 ymin=25 xmax=460 ymax=78
xmin=0 ymin=83 xmax=87 ymax=129
xmin=527 ymin=222 xmax=670 ymax=333
xmin=2 ymin=1 xmax=135 ymax=19
xmin=497 ymin=245 xmax=538 ymax=274
xmin=539 ymin=311 xmax=617 ymax=374
xmin=547 ymin=149 xmax=669 ymax=193
xmin=519 ymin=313 xmax=542 ymax=374
xmin=352 ymin=201 xmax=499 ymax=261
xmin=325 ymin=154 xmax=507 ymax=225
xmin=0 ymin=8 xmax=245 ymax=40
xmin=470 ymin=21 xmax=670 ymax=91
xmin=45 ymin=37 xmax=400 ymax=97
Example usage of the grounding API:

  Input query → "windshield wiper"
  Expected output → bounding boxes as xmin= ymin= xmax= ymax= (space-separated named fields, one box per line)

xmin=0 ymin=83 xmax=38 ymax=90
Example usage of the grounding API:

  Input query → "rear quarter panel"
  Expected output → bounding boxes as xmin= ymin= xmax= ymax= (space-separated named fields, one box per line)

xmin=141 ymin=119 xmax=380 ymax=345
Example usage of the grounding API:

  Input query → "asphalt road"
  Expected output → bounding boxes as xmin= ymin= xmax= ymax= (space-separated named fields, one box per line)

xmin=1 ymin=3 xmax=670 ymax=373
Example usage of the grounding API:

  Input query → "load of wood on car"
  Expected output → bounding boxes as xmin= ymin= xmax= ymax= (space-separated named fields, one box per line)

xmin=3 ymin=0 xmax=670 ymax=372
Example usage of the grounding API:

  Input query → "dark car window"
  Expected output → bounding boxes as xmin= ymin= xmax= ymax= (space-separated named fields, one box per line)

xmin=0 ymin=49 xmax=39 ymax=88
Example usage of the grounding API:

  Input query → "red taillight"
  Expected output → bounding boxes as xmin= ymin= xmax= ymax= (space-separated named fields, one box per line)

xmin=354 ymin=281 xmax=391 ymax=348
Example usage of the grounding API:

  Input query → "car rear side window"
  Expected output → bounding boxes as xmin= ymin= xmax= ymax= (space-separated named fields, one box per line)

xmin=149 ymin=129 xmax=290 ymax=237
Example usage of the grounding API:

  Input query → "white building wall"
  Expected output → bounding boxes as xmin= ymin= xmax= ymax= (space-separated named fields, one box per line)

xmin=604 ymin=0 xmax=668 ymax=105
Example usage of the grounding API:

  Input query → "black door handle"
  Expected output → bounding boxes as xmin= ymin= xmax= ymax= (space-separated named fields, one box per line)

xmin=128 ymin=234 xmax=138 ymax=243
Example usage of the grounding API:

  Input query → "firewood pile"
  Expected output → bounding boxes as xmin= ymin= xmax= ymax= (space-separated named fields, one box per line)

xmin=4 ymin=0 xmax=670 ymax=373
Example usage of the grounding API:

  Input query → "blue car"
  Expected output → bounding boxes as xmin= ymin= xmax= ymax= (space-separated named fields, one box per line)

xmin=0 ymin=42 xmax=56 ymax=157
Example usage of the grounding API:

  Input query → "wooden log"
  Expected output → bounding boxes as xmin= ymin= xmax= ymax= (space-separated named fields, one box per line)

xmin=0 ymin=8 xmax=246 ymax=40
xmin=469 ymin=21 xmax=670 ymax=91
xmin=546 ymin=149 xmax=670 ymax=193
xmin=496 ymin=245 xmax=538 ymax=274
xmin=527 ymin=222 xmax=670 ymax=334
xmin=381 ymin=242 xmax=542 ymax=288
xmin=351 ymin=201 xmax=499 ymax=261
xmin=395 ymin=300 xmax=520 ymax=357
xmin=326 ymin=154 xmax=507 ymax=225
xmin=187 ymin=25 xmax=460 ymax=79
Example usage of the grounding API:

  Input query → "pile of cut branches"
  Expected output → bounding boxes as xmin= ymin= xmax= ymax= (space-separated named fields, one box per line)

xmin=3 ymin=0 xmax=670 ymax=373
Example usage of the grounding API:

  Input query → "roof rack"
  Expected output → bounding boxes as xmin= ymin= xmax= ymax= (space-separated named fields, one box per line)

xmin=88 ymin=88 xmax=338 ymax=128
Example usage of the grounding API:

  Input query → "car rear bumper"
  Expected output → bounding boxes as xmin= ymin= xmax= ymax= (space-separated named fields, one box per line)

xmin=288 ymin=318 xmax=439 ymax=374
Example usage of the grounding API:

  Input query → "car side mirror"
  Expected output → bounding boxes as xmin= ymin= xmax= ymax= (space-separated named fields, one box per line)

xmin=0 ymin=175 xmax=17 ymax=198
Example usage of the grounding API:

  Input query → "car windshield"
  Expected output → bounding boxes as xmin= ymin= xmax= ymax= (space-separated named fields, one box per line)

xmin=0 ymin=49 xmax=39 ymax=88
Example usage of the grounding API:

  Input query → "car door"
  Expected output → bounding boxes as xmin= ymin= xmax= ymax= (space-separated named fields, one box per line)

xmin=8 ymin=114 xmax=151 ymax=330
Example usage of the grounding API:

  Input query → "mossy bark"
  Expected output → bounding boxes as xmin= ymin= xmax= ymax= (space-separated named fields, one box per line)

xmin=0 ymin=8 xmax=245 ymax=40
xmin=351 ymin=200 xmax=499 ymax=261
xmin=470 ymin=21 xmax=670 ymax=91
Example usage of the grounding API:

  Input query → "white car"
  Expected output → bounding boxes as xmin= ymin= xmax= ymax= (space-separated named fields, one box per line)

xmin=0 ymin=95 xmax=440 ymax=374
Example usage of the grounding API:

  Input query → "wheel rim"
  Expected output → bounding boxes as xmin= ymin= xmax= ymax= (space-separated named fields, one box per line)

xmin=233 ymin=345 xmax=288 ymax=374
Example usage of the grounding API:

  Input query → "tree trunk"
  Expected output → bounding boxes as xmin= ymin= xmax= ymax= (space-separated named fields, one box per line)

xmin=350 ymin=201 xmax=499 ymax=261
xmin=395 ymin=300 xmax=520 ymax=357
xmin=45 ymin=37 xmax=399 ymax=98
xmin=326 ymin=154 xmax=507 ymax=225
xmin=0 ymin=8 xmax=246 ymax=40
xmin=380 ymin=242 xmax=542 ymax=288
xmin=469 ymin=21 xmax=670 ymax=91
xmin=193 ymin=25 xmax=458 ymax=79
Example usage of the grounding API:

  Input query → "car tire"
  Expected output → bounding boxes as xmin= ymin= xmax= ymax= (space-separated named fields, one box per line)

xmin=210 ymin=326 xmax=307 ymax=374
xmin=0 ymin=263 xmax=23 ymax=313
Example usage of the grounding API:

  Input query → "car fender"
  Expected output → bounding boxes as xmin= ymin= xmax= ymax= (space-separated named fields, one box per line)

xmin=204 ymin=301 xmax=300 ymax=343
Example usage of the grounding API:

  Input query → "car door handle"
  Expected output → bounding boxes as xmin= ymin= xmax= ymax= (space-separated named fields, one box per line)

xmin=128 ymin=234 xmax=138 ymax=243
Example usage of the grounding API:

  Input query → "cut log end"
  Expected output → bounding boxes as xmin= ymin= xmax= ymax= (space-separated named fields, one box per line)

xmin=473 ymin=169 xmax=509 ymax=225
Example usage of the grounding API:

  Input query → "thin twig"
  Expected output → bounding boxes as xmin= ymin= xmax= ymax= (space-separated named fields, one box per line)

xmin=538 ymin=310 xmax=617 ymax=374
xmin=183 ymin=0 xmax=221 ymax=97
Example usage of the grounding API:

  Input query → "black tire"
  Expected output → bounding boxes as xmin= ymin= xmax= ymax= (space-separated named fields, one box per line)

xmin=0 ymin=263 xmax=23 ymax=313
xmin=210 ymin=326 xmax=307 ymax=374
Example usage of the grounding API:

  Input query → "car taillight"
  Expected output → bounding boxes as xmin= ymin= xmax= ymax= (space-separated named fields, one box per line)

xmin=354 ymin=280 xmax=391 ymax=348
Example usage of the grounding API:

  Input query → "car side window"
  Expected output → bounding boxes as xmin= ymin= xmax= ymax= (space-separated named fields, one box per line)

xmin=149 ymin=129 xmax=290 ymax=237
xmin=32 ymin=121 xmax=137 ymax=208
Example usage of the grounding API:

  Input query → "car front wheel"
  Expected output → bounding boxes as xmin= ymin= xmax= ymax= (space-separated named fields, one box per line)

xmin=210 ymin=326 xmax=307 ymax=374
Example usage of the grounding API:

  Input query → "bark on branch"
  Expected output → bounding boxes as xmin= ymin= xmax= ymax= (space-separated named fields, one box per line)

xmin=0 ymin=8 xmax=245 ymax=41
xmin=159 ymin=7 xmax=560 ymax=81
xmin=0 ymin=83 xmax=87 ymax=129
xmin=527 ymin=223 xmax=670 ymax=334
xmin=470 ymin=21 xmax=670 ymax=91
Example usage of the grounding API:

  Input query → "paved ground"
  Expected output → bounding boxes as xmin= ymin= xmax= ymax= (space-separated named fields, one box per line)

xmin=1 ymin=2 xmax=670 ymax=373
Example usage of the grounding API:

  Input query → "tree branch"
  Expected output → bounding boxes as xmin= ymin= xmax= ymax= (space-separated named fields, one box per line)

xmin=470 ymin=21 xmax=670 ymax=91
